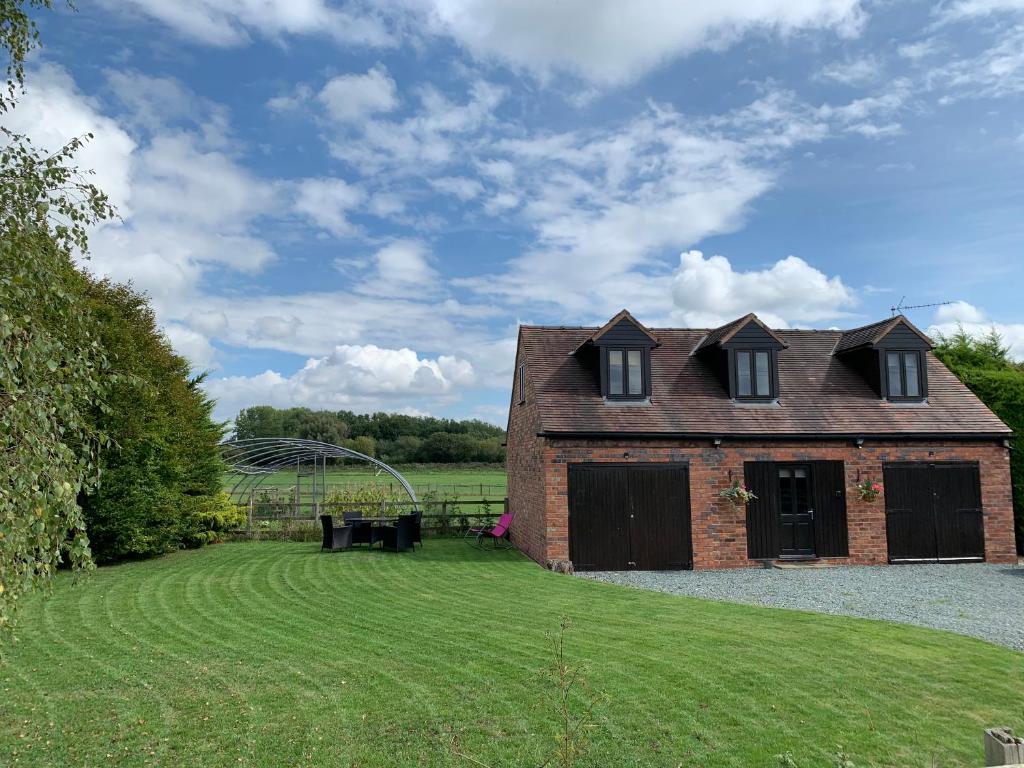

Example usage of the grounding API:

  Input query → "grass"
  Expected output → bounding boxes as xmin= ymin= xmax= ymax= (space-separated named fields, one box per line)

xmin=2 ymin=541 xmax=1021 ymax=767
xmin=228 ymin=464 xmax=507 ymax=502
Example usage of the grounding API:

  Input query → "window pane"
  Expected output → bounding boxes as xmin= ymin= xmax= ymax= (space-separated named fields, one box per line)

xmin=736 ymin=351 xmax=752 ymax=396
xmin=627 ymin=350 xmax=642 ymax=395
xmin=886 ymin=352 xmax=903 ymax=397
xmin=904 ymin=353 xmax=920 ymax=397
xmin=608 ymin=350 xmax=623 ymax=395
xmin=755 ymin=352 xmax=770 ymax=396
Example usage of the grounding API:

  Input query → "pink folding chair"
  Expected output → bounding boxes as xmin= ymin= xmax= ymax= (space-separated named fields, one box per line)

xmin=465 ymin=508 xmax=516 ymax=550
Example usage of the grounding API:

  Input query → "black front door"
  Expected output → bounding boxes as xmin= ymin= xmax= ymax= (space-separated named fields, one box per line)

xmin=778 ymin=465 xmax=815 ymax=558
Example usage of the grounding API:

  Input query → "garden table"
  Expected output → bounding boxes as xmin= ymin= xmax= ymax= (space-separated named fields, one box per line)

xmin=346 ymin=516 xmax=400 ymax=549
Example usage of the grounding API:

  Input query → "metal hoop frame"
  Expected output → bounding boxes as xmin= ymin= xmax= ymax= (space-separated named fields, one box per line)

xmin=222 ymin=438 xmax=419 ymax=509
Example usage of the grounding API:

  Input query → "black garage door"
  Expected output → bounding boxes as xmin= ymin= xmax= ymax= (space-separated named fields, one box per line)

xmin=568 ymin=463 xmax=691 ymax=571
xmin=883 ymin=462 xmax=985 ymax=562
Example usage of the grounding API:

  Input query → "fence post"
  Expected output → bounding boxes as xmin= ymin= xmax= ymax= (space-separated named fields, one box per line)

xmin=441 ymin=500 xmax=448 ymax=536
xmin=247 ymin=492 xmax=253 ymax=539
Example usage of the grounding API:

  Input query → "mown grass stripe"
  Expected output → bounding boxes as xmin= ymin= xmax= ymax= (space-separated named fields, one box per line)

xmin=2 ymin=540 xmax=1022 ymax=767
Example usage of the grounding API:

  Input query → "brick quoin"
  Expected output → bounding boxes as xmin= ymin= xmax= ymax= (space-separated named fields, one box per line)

xmin=507 ymin=436 xmax=1015 ymax=571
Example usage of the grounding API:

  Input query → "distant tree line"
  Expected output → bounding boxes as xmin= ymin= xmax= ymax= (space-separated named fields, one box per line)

xmin=232 ymin=406 xmax=506 ymax=464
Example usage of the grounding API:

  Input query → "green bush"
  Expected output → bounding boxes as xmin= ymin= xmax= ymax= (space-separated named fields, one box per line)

xmin=180 ymin=492 xmax=245 ymax=548
xmin=935 ymin=328 xmax=1024 ymax=552
xmin=78 ymin=280 xmax=229 ymax=563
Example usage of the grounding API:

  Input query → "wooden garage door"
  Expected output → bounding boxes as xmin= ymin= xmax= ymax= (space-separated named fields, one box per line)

xmin=883 ymin=462 xmax=985 ymax=562
xmin=568 ymin=463 xmax=691 ymax=571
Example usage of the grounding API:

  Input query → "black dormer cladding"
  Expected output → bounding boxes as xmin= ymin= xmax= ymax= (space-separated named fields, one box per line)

xmin=834 ymin=317 xmax=932 ymax=400
xmin=695 ymin=315 xmax=785 ymax=400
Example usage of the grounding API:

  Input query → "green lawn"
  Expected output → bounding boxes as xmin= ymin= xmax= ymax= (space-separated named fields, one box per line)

xmin=2 ymin=541 xmax=1020 ymax=767
xmin=227 ymin=465 xmax=507 ymax=502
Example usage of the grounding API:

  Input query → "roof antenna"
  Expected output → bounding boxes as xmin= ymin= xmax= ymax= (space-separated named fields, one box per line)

xmin=890 ymin=296 xmax=953 ymax=317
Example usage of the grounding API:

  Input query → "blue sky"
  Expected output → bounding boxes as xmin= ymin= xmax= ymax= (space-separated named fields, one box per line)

xmin=16 ymin=0 xmax=1024 ymax=425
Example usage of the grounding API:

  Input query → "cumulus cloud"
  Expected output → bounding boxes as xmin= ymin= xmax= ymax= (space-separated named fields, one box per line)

xmin=318 ymin=66 xmax=398 ymax=124
xmin=928 ymin=301 xmax=1024 ymax=360
xmin=110 ymin=0 xmax=392 ymax=48
xmin=202 ymin=344 xmax=475 ymax=420
xmin=670 ymin=251 xmax=856 ymax=327
xmin=417 ymin=0 xmax=866 ymax=86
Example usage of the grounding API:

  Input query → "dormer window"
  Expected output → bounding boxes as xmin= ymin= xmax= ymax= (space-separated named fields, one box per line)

xmin=885 ymin=351 xmax=922 ymax=400
xmin=571 ymin=309 xmax=659 ymax=402
xmin=607 ymin=348 xmax=645 ymax=398
xmin=693 ymin=314 xmax=786 ymax=402
xmin=834 ymin=316 xmax=931 ymax=402
xmin=735 ymin=350 xmax=773 ymax=399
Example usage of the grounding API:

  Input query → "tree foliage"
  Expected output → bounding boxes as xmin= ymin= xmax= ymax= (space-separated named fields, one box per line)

xmin=77 ymin=280 xmax=240 ymax=563
xmin=0 ymin=1 xmax=116 ymax=630
xmin=233 ymin=406 xmax=506 ymax=464
xmin=934 ymin=327 xmax=1024 ymax=552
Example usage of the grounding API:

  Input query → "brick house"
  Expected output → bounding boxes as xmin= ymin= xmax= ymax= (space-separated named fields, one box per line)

xmin=506 ymin=310 xmax=1015 ymax=571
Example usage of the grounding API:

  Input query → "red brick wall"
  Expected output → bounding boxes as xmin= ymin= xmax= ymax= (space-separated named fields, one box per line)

xmin=516 ymin=437 xmax=1014 ymax=570
xmin=505 ymin=354 xmax=548 ymax=565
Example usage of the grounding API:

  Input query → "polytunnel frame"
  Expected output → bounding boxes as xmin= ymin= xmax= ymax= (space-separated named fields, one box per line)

xmin=222 ymin=438 xmax=419 ymax=512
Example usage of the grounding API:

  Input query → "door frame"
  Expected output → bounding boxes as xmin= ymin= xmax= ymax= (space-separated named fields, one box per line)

xmin=883 ymin=461 xmax=985 ymax=564
xmin=567 ymin=461 xmax=692 ymax=571
xmin=775 ymin=462 xmax=817 ymax=560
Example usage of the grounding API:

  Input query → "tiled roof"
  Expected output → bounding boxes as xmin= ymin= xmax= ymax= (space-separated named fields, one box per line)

xmin=520 ymin=326 xmax=1010 ymax=437
xmin=834 ymin=315 xmax=933 ymax=354
xmin=693 ymin=313 xmax=787 ymax=352
xmin=570 ymin=308 xmax=659 ymax=354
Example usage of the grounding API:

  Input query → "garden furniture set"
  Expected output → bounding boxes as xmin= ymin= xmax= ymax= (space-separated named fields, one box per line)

xmin=319 ymin=511 xmax=421 ymax=553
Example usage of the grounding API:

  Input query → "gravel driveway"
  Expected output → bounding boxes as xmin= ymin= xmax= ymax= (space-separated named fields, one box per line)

xmin=580 ymin=563 xmax=1024 ymax=651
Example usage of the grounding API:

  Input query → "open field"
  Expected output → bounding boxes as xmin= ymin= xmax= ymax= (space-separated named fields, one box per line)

xmin=224 ymin=464 xmax=507 ymax=502
xmin=2 ymin=541 xmax=1021 ymax=767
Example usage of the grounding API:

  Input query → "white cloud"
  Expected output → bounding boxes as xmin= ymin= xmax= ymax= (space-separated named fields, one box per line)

xmin=417 ymin=0 xmax=866 ymax=86
xmin=898 ymin=40 xmax=939 ymax=60
xmin=352 ymin=239 xmax=441 ymax=298
xmin=934 ymin=300 xmax=987 ymax=324
xmin=670 ymin=251 xmax=856 ymax=327
xmin=5 ymin=64 xmax=136 ymax=214
xmin=111 ymin=0 xmax=392 ymax=48
xmin=928 ymin=301 xmax=1024 ymax=360
xmin=327 ymin=79 xmax=505 ymax=174
xmin=939 ymin=0 xmax=1024 ymax=20
xmin=293 ymin=177 xmax=365 ymax=237
xmin=816 ymin=55 xmax=881 ymax=86
xmin=267 ymin=83 xmax=314 ymax=113
xmin=430 ymin=175 xmax=484 ymax=200
xmin=163 ymin=322 xmax=219 ymax=370
xmin=203 ymin=344 xmax=475 ymax=420
xmin=923 ymin=25 xmax=1024 ymax=100
xmin=318 ymin=66 xmax=398 ymax=124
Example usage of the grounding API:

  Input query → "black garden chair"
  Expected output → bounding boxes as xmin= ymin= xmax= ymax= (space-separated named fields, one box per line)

xmin=319 ymin=515 xmax=353 ymax=552
xmin=410 ymin=509 xmax=422 ymax=548
xmin=379 ymin=514 xmax=416 ymax=553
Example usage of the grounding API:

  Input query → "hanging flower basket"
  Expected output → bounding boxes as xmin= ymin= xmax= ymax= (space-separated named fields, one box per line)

xmin=719 ymin=478 xmax=757 ymax=505
xmin=855 ymin=479 xmax=883 ymax=502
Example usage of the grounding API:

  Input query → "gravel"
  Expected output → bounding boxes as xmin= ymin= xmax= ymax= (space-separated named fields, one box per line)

xmin=579 ymin=562 xmax=1024 ymax=651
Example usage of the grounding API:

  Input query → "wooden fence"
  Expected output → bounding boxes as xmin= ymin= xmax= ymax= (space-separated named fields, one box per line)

xmin=235 ymin=498 xmax=508 ymax=538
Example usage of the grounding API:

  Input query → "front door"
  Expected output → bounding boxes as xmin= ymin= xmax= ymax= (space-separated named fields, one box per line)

xmin=778 ymin=465 xmax=815 ymax=558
